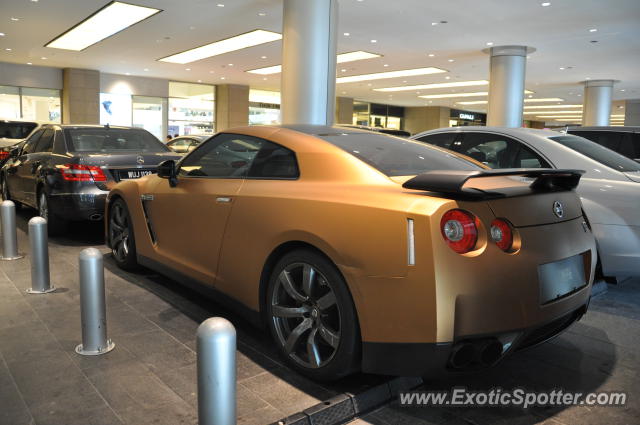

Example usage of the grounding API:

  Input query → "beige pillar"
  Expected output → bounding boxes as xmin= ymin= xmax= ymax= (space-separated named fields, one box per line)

xmin=624 ymin=99 xmax=640 ymax=126
xmin=335 ymin=97 xmax=354 ymax=124
xmin=404 ymin=106 xmax=450 ymax=134
xmin=215 ymin=84 xmax=249 ymax=131
xmin=62 ymin=68 xmax=99 ymax=124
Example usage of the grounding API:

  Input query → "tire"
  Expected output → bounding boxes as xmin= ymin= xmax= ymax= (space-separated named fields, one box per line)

xmin=1 ymin=176 xmax=21 ymax=209
xmin=266 ymin=249 xmax=360 ymax=381
xmin=38 ymin=189 xmax=66 ymax=236
xmin=108 ymin=198 xmax=138 ymax=271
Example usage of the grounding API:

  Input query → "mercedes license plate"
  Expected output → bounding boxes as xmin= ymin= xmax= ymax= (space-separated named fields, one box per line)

xmin=120 ymin=170 xmax=154 ymax=180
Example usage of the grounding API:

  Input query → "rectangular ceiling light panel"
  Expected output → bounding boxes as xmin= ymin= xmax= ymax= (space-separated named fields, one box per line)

xmin=247 ymin=51 xmax=381 ymax=75
xmin=337 ymin=67 xmax=447 ymax=84
xmin=375 ymin=80 xmax=489 ymax=92
xmin=160 ymin=30 xmax=282 ymax=64
xmin=46 ymin=1 xmax=161 ymax=51
xmin=523 ymin=104 xmax=582 ymax=110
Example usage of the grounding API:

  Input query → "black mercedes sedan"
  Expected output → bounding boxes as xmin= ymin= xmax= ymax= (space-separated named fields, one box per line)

xmin=0 ymin=124 xmax=181 ymax=234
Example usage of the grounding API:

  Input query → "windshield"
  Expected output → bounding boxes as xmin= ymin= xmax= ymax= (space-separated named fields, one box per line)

xmin=549 ymin=135 xmax=640 ymax=173
xmin=317 ymin=132 xmax=480 ymax=176
xmin=64 ymin=128 xmax=170 ymax=153
xmin=0 ymin=122 xmax=37 ymax=139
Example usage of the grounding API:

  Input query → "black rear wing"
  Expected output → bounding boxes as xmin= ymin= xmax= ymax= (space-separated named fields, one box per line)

xmin=402 ymin=168 xmax=584 ymax=200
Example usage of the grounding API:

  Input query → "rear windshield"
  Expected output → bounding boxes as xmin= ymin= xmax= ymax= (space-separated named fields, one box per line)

xmin=317 ymin=132 xmax=480 ymax=176
xmin=549 ymin=135 xmax=640 ymax=172
xmin=64 ymin=128 xmax=169 ymax=153
xmin=0 ymin=122 xmax=37 ymax=139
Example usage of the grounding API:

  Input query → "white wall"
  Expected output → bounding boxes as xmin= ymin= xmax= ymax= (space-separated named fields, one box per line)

xmin=100 ymin=73 xmax=169 ymax=97
xmin=0 ymin=62 xmax=63 ymax=89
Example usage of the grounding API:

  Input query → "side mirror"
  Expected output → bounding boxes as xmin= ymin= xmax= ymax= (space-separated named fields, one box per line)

xmin=157 ymin=160 xmax=178 ymax=187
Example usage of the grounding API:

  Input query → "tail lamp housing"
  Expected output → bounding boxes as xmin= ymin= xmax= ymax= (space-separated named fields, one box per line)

xmin=440 ymin=209 xmax=478 ymax=254
xmin=490 ymin=218 xmax=514 ymax=251
xmin=60 ymin=164 xmax=107 ymax=182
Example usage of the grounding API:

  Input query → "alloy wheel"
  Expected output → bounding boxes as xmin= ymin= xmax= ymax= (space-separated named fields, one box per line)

xmin=39 ymin=193 xmax=48 ymax=220
xmin=109 ymin=202 xmax=130 ymax=263
xmin=270 ymin=262 xmax=341 ymax=369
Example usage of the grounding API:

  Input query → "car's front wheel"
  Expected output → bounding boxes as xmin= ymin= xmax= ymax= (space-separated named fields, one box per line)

xmin=266 ymin=249 xmax=360 ymax=381
xmin=108 ymin=198 xmax=138 ymax=271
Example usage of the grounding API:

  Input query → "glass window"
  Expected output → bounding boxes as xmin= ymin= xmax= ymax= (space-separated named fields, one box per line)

xmin=34 ymin=129 xmax=54 ymax=153
xmin=133 ymin=96 xmax=164 ymax=140
xmin=21 ymin=88 xmax=61 ymax=123
xmin=179 ymin=133 xmax=262 ymax=178
xmin=64 ymin=128 xmax=169 ymax=153
xmin=248 ymin=142 xmax=298 ymax=179
xmin=100 ymin=93 xmax=133 ymax=126
xmin=457 ymin=133 xmax=549 ymax=169
xmin=549 ymin=135 xmax=640 ymax=172
xmin=168 ymin=82 xmax=215 ymax=136
xmin=22 ymin=130 xmax=44 ymax=154
xmin=415 ymin=133 xmax=458 ymax=149
xmin=318 ymin=132 xmax=479 ymax=177
xmin=0 ymin=120 xmax=37 ymax=139
xmin=0 ymin=86 xmax=21 ymax=119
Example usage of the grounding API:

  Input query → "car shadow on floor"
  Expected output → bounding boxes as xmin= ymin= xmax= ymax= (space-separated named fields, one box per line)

xmin=15 ymin=207 xmax=105 ymax=246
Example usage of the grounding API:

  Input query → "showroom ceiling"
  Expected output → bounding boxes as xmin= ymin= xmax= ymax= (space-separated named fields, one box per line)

xmin=1 ymin=0 xmax=639 ymax=112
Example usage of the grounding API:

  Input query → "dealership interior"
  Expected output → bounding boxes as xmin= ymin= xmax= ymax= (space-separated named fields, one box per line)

xmin=1 ymin=1 xmax=639 ymax=425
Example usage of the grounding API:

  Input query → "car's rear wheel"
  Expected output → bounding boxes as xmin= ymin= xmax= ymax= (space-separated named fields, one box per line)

xmin=38 ymin=190 xmax=66 ymax=236
xmin=109 ymin=198 xmax=138 ymax=271
xmin=266 ymin=249 xmax=360 ymax=381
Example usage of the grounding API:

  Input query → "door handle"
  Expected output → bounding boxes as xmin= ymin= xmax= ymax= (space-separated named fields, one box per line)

xmin=216 ymin=197 xmax=232 ymax=203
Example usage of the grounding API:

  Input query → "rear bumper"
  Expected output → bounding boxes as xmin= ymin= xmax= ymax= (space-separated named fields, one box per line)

xmin=593 ymin=223 xmax=640 ymax=277
xmin=362 ymin=303 xmax=588 ymax=376
xmin=48 ymin=187 xmax=108 ymax=221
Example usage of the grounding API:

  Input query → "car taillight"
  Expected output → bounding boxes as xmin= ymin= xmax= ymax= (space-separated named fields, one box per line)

xmin=0 ymin=151 xmax=8 ymax=161
xmin=60 ymin=164 xmax=107 ymax=182
xmin=440 ymin=209 xmax=478 ymax=254
xmin=490 ymin=218 xmax=514 ymax=251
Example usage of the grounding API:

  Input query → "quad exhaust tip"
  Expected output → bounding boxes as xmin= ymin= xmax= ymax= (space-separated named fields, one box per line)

xmin=450 ymin=338 xmax=504 ymax=369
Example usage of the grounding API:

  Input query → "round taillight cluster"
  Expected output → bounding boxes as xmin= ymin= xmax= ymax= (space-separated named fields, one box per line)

xmin=490 ymin=218 xmax=514 ymax=252
xmin=440 ymin=209 xmax=478 ymax=254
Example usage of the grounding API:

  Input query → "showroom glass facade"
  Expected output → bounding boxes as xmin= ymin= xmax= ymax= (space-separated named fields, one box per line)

xmin=249 ymin=89 xmax=281 ymax=125
xmin=352 ymin=101 xmax=404 ymax=130
xmin=0 ymin=85 xmax=61 ymax=123
xmin=448 ymin=108 xmax=487 ymax=127
xmin=168 ymin=82 xmax=215 ymax=136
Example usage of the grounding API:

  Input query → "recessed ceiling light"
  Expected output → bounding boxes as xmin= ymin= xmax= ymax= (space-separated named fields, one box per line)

xmin=456 ymin=100 xmax=488 ymax=105
xmin=45 ymin=2 xmax=161 ymax=51
xmin=448 ymin=59 xmax=455 ymax=62
xmin=336 ymin=67 xmax=446 ymax=84
xmin=541 ymin=2 xmax=551 ymax=6
xmin=367 ymin=83 xmax=372 ymax=86
xmin=26 ymin=62 xmax=32 ymax=65
xmin=197 ymin=79 xmax=202 ymax=83
xmin=523 ymin=111 xmax=581 ymax=115
xmin=125 ymin=72 xmax=131 ymax=75
xmin=258 ymin=12 xmax=266 ymax=16
xmin=523 ymin=104 xmax=582 ymax=109
xmin=445 ymin=76 xmax=451 ymax=80
xmin=4 ymin=48 xmax=11 ymax=51
xmin=209 ymin=70 xmax=214 ymax=73
xmin=524 ymin=97 xmax=565 ymax=102
xmin=247 ymin=51 xmax=381 ymax=74
xmin=10 ymin=17 xmax=19 ymax=21
xmin=341 ymin=68 xmax=347 ymax=72
xmin=589 ymin=28 xmax=597 ymax=32
xmin=185 ymin=68 xmax=191 ymax=71
xmin=559 ymin=67 xmax=565 ymax=70
xmin=228 ymin=63 xmax=233 ymax=66
xmin=343 ymin=32 xmax=350 ymax=36
xmin=143 ymin=68 xmax=149 ymax=71
xmin=159 ymin=29 xmax=281 ymax=64
xmin=431 ymin=22 xmax=438 ymax=26
xmin=383 ymin=64 xmax=389 ymax=67
xmin=370 ymin=39 xmax=377 ymax=43
xmin=262 ymin=77 xmax=267 ymax=80
xmin=31 ymin=0 xmax=38 ymax=2
xmin=0 ymin=33 xmax=5 ymax=37
xmin=620 ymin=89 xmax=625 ymax=92
xmin=374 ymin=80 xmax=489 ymax=92
xmin=486 ymin=42 xmax=494 ymax=46
xmin=428 ymin=53 xmax=435 ymax=57
xmin=419 ymin=92 xmax=490 ymax=99
xmin=217 ymin=4 xmax=224 ymax=7
xmin=535 ymin=115 xmax=583 ymax=118
xmin=40 ymin=56 xmax=46 ymax=59
xmin=220 ymin=76 xmax=225 ymax=79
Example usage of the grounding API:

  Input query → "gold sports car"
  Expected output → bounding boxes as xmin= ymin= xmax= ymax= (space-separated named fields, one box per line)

xmin=106 ymin=125 xmax=597 ymax=380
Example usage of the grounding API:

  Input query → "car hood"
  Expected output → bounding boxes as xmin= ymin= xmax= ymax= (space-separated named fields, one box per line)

xmin=75 ymin=151 xmax=182 ymax=167
xmin=623 ymin=171 xmax=640 ymax=183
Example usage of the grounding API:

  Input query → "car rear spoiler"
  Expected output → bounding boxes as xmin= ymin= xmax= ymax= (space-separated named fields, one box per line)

xmin=402 ymin=168 xmax=584 ymax=200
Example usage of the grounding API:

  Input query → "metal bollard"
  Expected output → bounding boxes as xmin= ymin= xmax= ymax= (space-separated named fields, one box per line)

xmin=75 ymin=248 xmax=115 ymax=356
xmin=0 ymin=200 xmax=24 ymax=260
xmin=197 ymin=317 xmax=237 ymax=425
xmin=26 ymin=217 xmax=56 ymax=294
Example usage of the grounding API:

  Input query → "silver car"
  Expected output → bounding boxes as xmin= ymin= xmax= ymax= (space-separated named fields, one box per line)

xmin=412 ymin=126 xmax=640 ymax=280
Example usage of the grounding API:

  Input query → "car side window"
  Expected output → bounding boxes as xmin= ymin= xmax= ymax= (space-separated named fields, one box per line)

xmin=248 ymin=141 xmax=299 ymax=179
xmin=457 ymin=133 xmax=548 ymax=169
xmin=513 ymin=144 xmax=550 ymax=168
xmin=22 ymin=130 xmax=44 ymax=154
xmin=33 ymin=129 xmax=54 ymax=153
xmin=415 ymin=133 xmax=457 ymax=149
xmin=178 ymin=133 xmax=262 ymax=178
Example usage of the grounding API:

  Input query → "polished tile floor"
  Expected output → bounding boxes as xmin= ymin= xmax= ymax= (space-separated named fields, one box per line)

xmin=1 ymin=207 xmax=638 ymax=425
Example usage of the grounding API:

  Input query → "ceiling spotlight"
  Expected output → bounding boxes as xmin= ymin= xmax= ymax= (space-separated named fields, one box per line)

xmin=4 ymin=48 xmax=12 ymax=51
xmin=428 ymin=53 xmax=435 ymax=57
xmin=448 ymin=59 xmax=454 ymax=62
xmin=217 ymin=4 xmax=224 ymax=7
xmin=197 ymin=79 xmax=202 ymax=83
xmin=559 ymin=67 xmax=565 ymax=70
xmin=227 ymin=63 xmax=233 ymax=66
xmin=541 ymin=2 xmax=551 ymax=6
xmin=486 ymin=42 xmax=494 ymax=46
xmin=343 ymin=32 xmax=350 ymax=36
xmin=260 ymin=55 xmax=267 ymax=59
xmin=125 ymin=72 xmax=131 ymax=75
xmin=26 ymin=62 xmax=32 ymax=65
xmin=262 ymin=77 xmax=267 ymax=80
xmin=341 ymin=68 xmax=347 ymax=72
xmin=589 ymin=28 xmax=597 ymax=32
xmin=40 ymin=56 xmax=46 ymax=59
xmin=383 ymin=64 xmax=389 ymax=67
xmin=445 ymin=76 xmax=451 ymax=80
xmin=10 ymin=17 xmax=20 ymax=21
xmin=143 ymin=68 xmax=149 ymax=71
xmin=185 ymin=68 xmax=191 ymax=71
xmin=370 ymin=39 xmax=377 ymax=43
xmin=258 ymin=12 xmax=266 ymax=16
xmin=220 ymin=76 xmax=225 ymax=80
xmin=0 ymin=32 xmax=5 ymax=36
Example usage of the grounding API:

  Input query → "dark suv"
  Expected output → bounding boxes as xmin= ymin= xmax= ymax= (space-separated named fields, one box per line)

xmin=566 ymin=126 xmax=640 ymax=162
xmin=0 ymin=124 xmax=181 ymax=234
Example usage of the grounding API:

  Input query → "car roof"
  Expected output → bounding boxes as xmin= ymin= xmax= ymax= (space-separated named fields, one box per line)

xmin=277 ymin=124 xmax=376 ymax=136
xmin=567 ymin=126 xmax=640 ymax=133
xmin=413 ymin=126 xmax=561 ymax=139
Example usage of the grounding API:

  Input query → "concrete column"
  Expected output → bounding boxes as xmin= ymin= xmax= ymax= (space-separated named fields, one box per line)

xmin=582 ymin=80 xmax=615 ymax=126
xmin=62 ymin=68 xmax=99 ymax=124
xmin=484 ymin=46 xmax=534 ymax=128
xmin=215 ymin=84 xmax=249 ymax=131
xmin=404 ymin=106 xmax=451 ymax=134
xmin=335 ymin=97 xmax=354 ymax=124
xmin=281 ymin=0 xmax=338 ymax=125
xmin=624 ymin=99 xmax=640 ymax=126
